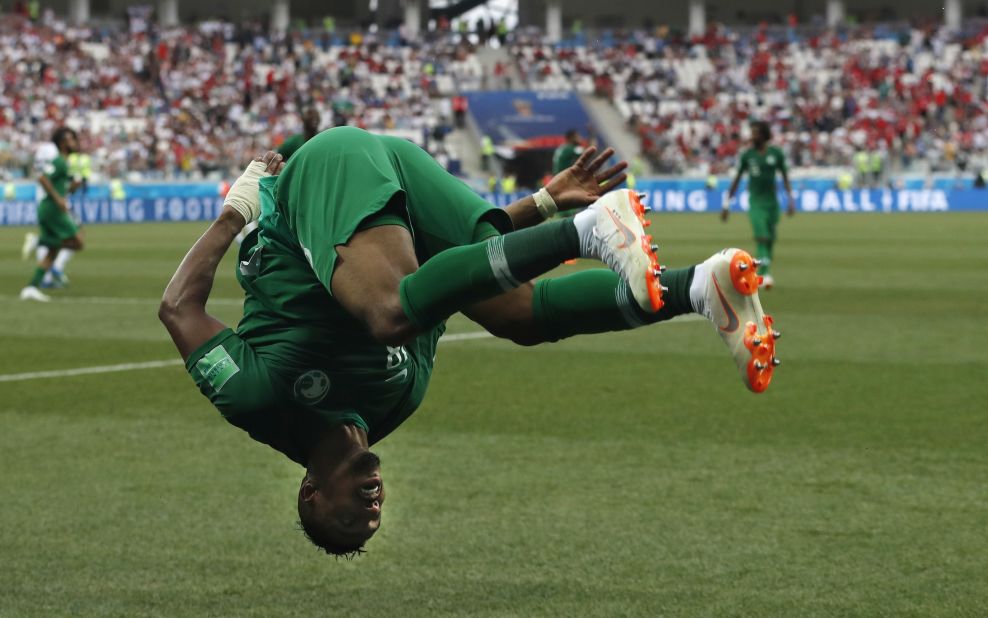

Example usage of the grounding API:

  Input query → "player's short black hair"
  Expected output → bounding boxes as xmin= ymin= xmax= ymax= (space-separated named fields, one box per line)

xmin=51 ymin=127 xmax=77 ymax=148
xmin=751 ymin=121 xmax=772 ymax=141
xmin=565 ymin=129 xmax=579 ymax=140
xmin=297 ymin=490 xmax=366 ymax=560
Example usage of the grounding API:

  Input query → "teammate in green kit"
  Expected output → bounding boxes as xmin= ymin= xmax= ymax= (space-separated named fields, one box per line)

xmin=722 ymin=121 xmax=795 ymax=290
xmin=277 ymin=106 xmax=321 ymax=162
xmin=552 ymin=129 xmax=584 ymax=175
xmin=160 ymin=128 xmax=782 ymax=559
xmin=20 ymin=127 xmax=85 ymax=302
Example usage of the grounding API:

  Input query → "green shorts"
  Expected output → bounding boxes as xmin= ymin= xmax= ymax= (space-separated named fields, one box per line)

xmin=271 ymin=126 xmax=513 ymax=293
xmin=748 ymin=204 xmax=780 ymax=241
xmin=185 ymin=329 xmax=370 ymax=466
xmin=187 ymin=128 xmax=514 ymax=465
xmin=38 ymin=200 xmax=80 ymax=248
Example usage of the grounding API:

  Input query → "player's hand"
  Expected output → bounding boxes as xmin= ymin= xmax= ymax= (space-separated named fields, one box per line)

xmin=254 ymin=150 xmax=285 ymax=175
xmin=223 ymin=152 xmax=283 ymax=225
xmin=546 ymin=146 xmax=628 ymax=211
xmin=786 ymin=195 xmax=796 ymax=217
xmin=720 ymin=194 xmax=730 ymax=222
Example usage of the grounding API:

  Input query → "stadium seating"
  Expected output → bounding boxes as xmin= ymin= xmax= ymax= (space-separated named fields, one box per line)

xmin=3 ymin=15 xmax=986 ymax=181
xmin=509 ymin=24 xmax=988 ymax=175
xmin=0 ymin=16 xmax=481 ymax=179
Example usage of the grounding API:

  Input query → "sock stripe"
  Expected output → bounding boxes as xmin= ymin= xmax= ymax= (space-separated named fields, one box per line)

xmin=615 ymin=283 xmax=647 ymax=328
xmin=486 ymin=236 xmax=521 ymax=291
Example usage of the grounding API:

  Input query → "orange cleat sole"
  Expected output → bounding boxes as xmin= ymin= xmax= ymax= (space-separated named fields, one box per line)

xmin=728 ymin=249 xmax=780 ymax=393
xmin=630 ymin=191 xmax=664 ymax=311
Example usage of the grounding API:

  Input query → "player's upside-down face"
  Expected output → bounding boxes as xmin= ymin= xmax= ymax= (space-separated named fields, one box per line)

xmin=298 ymin=450 xmax=385 ymax=552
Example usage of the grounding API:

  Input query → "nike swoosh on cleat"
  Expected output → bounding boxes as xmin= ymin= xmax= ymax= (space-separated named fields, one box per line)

xmin=711 ymin=274 xmax=739 ymax=332
xmin=605 ymin=207 xmax=636 ymax=249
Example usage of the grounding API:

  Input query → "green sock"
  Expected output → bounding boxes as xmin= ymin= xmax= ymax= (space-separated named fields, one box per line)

xmin=29 ymin=267 xmax=46 ymax=287
xmin=399 ymin=220 xmax=579 ymax=330
xmin=755 ymin=240 xmax=772 ymax=275
xmin=532 ymin=266 xmax=695 ymax=342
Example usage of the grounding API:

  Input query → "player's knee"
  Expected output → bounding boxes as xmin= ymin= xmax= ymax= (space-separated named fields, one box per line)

xmin=483 ymin=321 xmax=545 ymax=347
xmin=364 ymin=301 xmax=416 ymax=347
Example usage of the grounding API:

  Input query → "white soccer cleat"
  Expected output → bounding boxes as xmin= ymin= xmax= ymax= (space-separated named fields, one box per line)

xmin=760 ymin=274 xmax=775 ymax=290
xmin=21 ymin=232 xmax=38 ymax=261
xmin=696 ymin=248 xmax=780 ymax=393
xmin=589 ymin=189 xmax=664 ymax=312
xmin=19 ymin=286 xmax=51 ymax=302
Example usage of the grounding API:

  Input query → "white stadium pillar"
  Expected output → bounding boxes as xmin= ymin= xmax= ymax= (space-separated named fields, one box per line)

xmin=158 ymin=0 xmax=178 ymax=27
xmin=546 ymin=0 xmax=563 ymax=43
xmin=271 ymin=0 xmax=291 ymax=34
xmin=403 ymin=0 xmax=423 ymax=41
xmin=826 ymin=0 xmax=845 ymax=27
xmin=945 ymin=0 xmax=963 ymax=30
xmin=688 ymin=0 xmax=706 ymax=37
xmin=69 ymin=0 xmax=90 ymax=24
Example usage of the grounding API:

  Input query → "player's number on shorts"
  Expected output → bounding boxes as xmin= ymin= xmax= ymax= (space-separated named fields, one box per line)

xmin=386 ymin=346 xmax=409 ymax=370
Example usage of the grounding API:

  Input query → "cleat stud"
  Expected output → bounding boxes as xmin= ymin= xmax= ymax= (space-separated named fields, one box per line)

xmin=752 ymin=338 xmax=762 ymax=346
xmin=643 ymin=220 xmax=652 ymax=227
xmin=738 ymin=262 xmax=748 ymax=271
xmin=637 ymin=192 xmax=647 ymax=200
xmin=772 ymin=357 xmax=782 ymax=366
xmin=753 ymin=361 xmax=766 ymax=370
xmin=753 ymin=259 xmax=762 ymax=266
xmin=659 ymin=265 xmax=667 ymax=273
xmin=651 ymin=244 xmax=660 ymax=253
xmin=773 ymin=330 xmax=781 ymax=339
xmin=660 ymin=285 xmax=669 ymax=293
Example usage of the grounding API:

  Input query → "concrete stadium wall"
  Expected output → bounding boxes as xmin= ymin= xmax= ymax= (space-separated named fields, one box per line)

xmin=41 ymin=0 xmax=988 ymax=27
xmin=518 ymin=0 xmax=984 ymax=28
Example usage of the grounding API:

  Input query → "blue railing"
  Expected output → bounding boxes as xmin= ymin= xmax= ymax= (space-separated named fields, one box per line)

xmin=1 ymin=179 xmax=985 ymax=226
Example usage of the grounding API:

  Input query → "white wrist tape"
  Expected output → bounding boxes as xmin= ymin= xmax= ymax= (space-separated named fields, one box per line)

xmin=224 ymin=160 xmax=270 ymax=225
xmin=533 ymin=187 xmax=558 ymax=220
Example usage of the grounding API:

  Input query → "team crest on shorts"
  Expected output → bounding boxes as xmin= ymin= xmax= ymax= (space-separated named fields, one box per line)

xmin=294 ymin=369 xmax=331 ymax=404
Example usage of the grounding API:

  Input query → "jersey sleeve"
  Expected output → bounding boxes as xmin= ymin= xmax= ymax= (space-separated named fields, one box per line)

xmin=185 ymin=329 xmax=303 ymax=461
xmin=775 ymin=147 xmax=788 ymax=174
xmin=186 ymin=329 xmax=280 ymax=418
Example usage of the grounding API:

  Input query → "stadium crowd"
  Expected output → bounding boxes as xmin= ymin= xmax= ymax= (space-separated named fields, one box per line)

xmin=5 ymin=10 xmax=988 ymax=181
xmin=0 ymin=14 xmax=482 ymax=179
xmin=511 ymin=23 xmax=988 ymax=175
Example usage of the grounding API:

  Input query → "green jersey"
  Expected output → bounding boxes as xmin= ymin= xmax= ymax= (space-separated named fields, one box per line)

xmin=276 ymin=134 xmax=307 ymax=162
xmin=552 ymin=142 xmax=583 ymax=175
xmin=40 ymin=155 xmax=70 ymax=208
xmin=738 ymin=146 xmax=786 ymax=208
xmin=187 ymin=127 xmax=511 ymax=466
xmin=37 ymin=154 xmax=79 ymax=248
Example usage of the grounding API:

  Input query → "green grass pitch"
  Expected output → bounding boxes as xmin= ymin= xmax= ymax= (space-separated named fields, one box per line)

xmin=1 ymin=213 xmax=986 ymax=617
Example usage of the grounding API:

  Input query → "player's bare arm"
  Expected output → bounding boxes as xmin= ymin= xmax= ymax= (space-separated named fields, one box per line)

xmin=782 ymin=168 xmax=796 ymax=216
xmin=159 ymin=151 xmax=284 ymax=359
xmin=723 ymin=166 xmax=745 ymax=222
